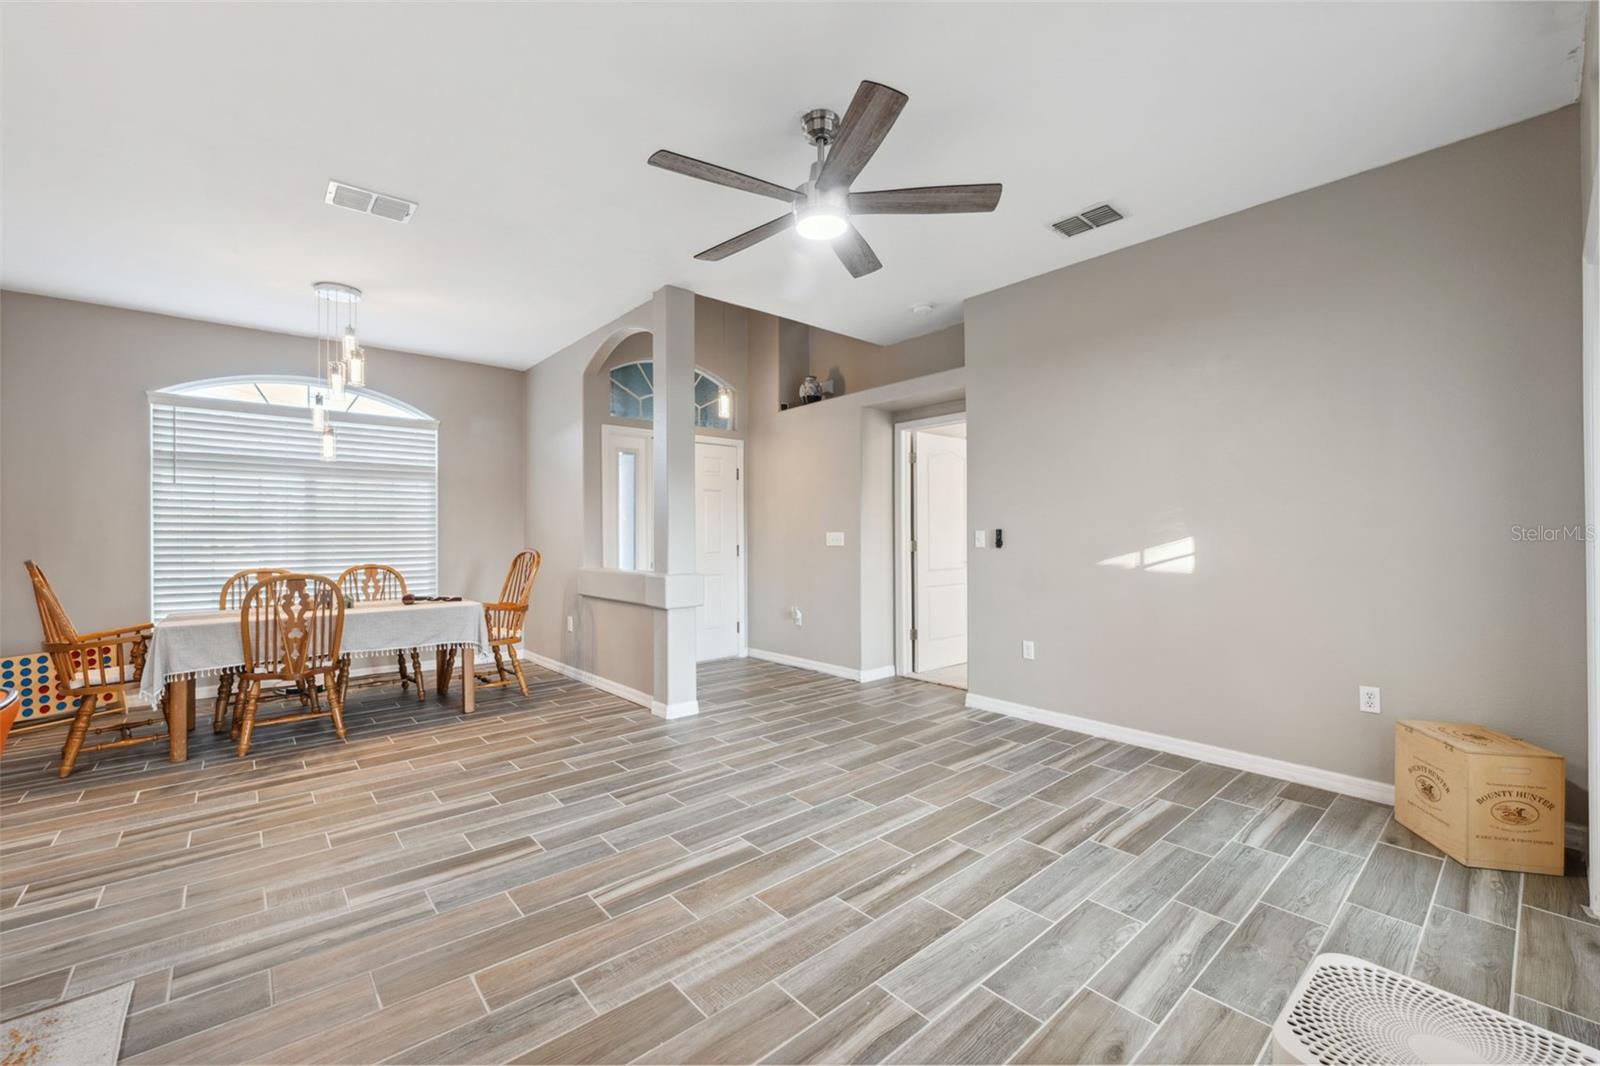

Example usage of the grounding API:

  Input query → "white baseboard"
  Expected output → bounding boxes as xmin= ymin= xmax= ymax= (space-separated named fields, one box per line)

xmin=965 ymin=690 xmax=1393 ymax=804
xmin=522 ymin=650 xmax=652 ymax=709
xmin=652 ymin=700 xmax=699 ymax=719
xmin=748 ymin=647 xmax=888 ymax=684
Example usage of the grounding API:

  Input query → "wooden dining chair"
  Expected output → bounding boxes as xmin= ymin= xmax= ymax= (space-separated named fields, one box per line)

xmin=25 ymin=560 xmax=162 ymax=777
xmin=336 ymin=564 xmax=424 ymax=704
xmin=479 ymin=549 xmax=541 ymax=697
xmin=234 ymin=573 xmax=347 ymax=757
xmin=213 ymin=568 xmax=289 ymax=733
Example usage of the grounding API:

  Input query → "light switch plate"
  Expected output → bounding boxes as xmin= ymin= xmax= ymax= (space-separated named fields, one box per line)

xmin=975 ymin=530 xmax=986 ymax=548
xmin=826 ymin=532 xmax=845 ymax=547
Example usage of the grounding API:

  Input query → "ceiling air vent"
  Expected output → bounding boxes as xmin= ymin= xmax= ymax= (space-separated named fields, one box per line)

xmin=325 ymin=180 xmax=418 ymax=224
xmin=1052 ymin=202 xmax=1124 ymax=237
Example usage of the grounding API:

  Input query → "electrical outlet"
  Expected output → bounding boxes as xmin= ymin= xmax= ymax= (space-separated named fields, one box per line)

xmin=1022 ymin=640 xmax=1036 ymax=660
xmin=566 ymin=616 xmax=574 ymax=633
xmin=793 ymin=607 xmax=803 ymax=627
xmin=1359 ymin=685 xmax=1380 ymax=714
xmin=975 ymin=530 xmax=986 ymax=548
xmin=826 ymin=531 xmax=845 ymax=547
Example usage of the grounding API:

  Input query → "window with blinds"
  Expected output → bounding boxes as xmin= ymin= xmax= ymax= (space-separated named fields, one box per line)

xmin=150 ymin=385 xmax=438 ymax=619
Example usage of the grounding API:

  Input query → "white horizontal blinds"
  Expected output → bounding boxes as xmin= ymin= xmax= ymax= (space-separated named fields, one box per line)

xmin=151 ymin=398 xmax=438 ymax=619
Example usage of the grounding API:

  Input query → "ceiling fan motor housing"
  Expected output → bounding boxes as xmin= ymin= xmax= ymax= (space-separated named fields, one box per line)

xmin=802 ymin=108 xmax=841 ymax=146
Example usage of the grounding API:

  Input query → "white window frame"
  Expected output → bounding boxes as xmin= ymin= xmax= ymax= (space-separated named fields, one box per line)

xmin=602 ymin=423 xmax=654 ymax=571
xmin=148 ymin=382 xmax=439 ymax=618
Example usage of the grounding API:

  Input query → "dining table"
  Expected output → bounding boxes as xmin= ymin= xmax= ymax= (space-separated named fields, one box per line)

xmin=140 ymin=598 xmax=492 ymax=761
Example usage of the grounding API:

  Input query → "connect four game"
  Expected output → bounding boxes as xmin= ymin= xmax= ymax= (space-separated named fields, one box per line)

xmin=0 ymin=652 xmax=113 ymax=725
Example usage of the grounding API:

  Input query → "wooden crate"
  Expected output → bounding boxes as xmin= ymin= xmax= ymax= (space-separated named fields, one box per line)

xmin=1394 ymin=720 xmax=1565 ymax=876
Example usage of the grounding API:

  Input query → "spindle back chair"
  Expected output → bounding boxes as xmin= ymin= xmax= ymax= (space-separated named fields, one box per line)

xmin=234 ymin=573 xmax=347 ymax=756
xmin=335 ymin=563 xmax=424 ymax=703
xmin=479 ymin=549 xmax=541 ymax=697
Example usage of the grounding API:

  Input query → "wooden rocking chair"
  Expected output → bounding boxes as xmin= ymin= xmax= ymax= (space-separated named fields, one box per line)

xmin=25 ymin=560 xmax=162 ymax=778
xmin=474 ymin=549 xmax=541 ymax=697
xmin=234 ymin=573 xmax=347 ymax=757
xmin=336 ymin=564 xmax=425 ymax=704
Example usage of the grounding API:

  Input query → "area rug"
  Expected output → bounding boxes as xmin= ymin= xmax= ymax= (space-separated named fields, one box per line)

xmin=1 ymin=982 xmax=133 ymax=1065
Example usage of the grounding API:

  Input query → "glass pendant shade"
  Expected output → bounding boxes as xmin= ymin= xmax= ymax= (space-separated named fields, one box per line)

xmin=320 ymin=427 xmax=337 ymax=461
xmin=717 ymin=388 xmax=732 ymax=419
xmin=346 ymin=347 xmax=366 ymax=387
xmin=328 ymin=359 xmax=346 ymax=401
xmin=311 ymin=393 xmax=327 ymax=431
xmin=342 ymin=326 xmax=358 ymax=359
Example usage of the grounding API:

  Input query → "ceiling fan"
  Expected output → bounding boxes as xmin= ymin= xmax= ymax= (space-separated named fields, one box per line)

xmin=648 ymin=80 xmax=1002 ymax=278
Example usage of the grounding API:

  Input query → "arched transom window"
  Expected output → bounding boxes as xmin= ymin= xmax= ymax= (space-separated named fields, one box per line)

xmin=608 ymin=361 xmax=733 ymax=431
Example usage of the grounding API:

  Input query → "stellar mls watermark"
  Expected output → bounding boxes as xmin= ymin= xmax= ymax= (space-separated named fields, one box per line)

xmin=1511 ymin=524 xmax=1596 ymax=542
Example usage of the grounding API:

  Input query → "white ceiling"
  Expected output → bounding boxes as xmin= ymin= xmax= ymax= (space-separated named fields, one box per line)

xmin=1 ymin=3 xmax=1587 ymax=369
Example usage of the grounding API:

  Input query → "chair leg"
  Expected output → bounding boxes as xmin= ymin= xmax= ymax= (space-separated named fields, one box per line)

xmin=236 ymin=682 xmax=260 ymax=757
xmin=57 ymin=695 xmax=98 ymax=778
xmin=327 ymin=670 xmax=347 ymax=740
xmin=409 ymin=649 xmax=425 ymax=703
xmin=396 ymin=650 xmax=411 ymax=691
xmin=510 ymin=651 xmax=529 ymax=698
xmin=213 ymin=672 xmax=234 ymax=734
xmin=337 ymin=657 xmax=351 ymax=705
xmin=492 ymin=645 xmax=508 ymax=683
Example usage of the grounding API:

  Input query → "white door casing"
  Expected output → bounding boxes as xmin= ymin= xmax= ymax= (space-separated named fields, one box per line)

xmin=913 ymin=430 xmax=968 ymax=672
xmin=695 ymin=440 xmax=744 ymax=662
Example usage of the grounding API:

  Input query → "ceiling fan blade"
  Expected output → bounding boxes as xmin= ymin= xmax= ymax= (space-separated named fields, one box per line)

xmin=832 ymin=224 xmax=882 ymax=278
xmin=848 ymin=184 xmax=1003 ymax=215
xmin=649 ymin=150 xmax=799 ymax=204
xmin=816 ymin=81 xmax=908 ymax=193
xmin=694 ymin=214 xmax=795 ymax=261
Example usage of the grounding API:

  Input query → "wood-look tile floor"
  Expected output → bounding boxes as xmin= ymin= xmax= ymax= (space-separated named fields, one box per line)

xmin=2 ymin=657 xmax=1597 ymax=1064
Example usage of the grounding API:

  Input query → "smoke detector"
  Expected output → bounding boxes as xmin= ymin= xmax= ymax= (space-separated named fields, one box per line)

xmin=1052 ymin=202 xmax=1123 ymax=237
xmin=324 ymin=180 xmax=418 ymax=224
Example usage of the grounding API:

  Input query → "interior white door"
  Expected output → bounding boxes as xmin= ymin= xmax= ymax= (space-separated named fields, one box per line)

xmin=913 ymin=430 xmax=967 ymax=672
xmin=696 ymin=440 xmax=742 ymax=662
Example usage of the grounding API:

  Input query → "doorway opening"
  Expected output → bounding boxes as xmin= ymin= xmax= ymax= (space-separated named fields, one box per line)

xmin=895 ymin=415 xmax=968 ymax=689
xmin=694 ymin=438 xmax=746 ymax=662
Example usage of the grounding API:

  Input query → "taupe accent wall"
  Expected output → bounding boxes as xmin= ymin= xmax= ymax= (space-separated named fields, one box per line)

xmin=965 ymin=107 xmax=1587 ymax=785
xmin=0 ymin=292 xmax=527 ymax=650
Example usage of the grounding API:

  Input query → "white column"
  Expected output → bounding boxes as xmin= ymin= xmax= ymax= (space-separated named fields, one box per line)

xmin=650 ymin=286 xmax=700 ymax=718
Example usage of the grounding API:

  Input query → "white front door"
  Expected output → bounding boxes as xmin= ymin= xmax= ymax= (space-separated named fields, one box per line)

xmin=913 ymin=429 xmax=967 ymax=672
xmin=696 ymin=440 xmax=743 ymax=662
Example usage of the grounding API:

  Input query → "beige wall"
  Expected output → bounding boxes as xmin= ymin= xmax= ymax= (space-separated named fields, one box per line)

xmin=0 ymin=291 xmax=527 ymax=650
xmin=965 ymin=107 xmax=1587 ymax=786
xmin=807 ymin=324 xmax=964 ymax=400
xmin=744 ymin=299 xmax=965 ymax=672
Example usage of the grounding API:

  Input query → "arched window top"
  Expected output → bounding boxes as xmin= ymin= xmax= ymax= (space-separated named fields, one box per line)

xmin=608 ymin=361 xmax=733 ymax=431
xmin=165 ymin=375 xmax=431 ymax=420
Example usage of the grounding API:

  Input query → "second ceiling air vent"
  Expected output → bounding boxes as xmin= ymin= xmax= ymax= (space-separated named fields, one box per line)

xmin=325 ymin=180 xmax=418 ymax=224
xmin=1052 ymin=202 xmax=1124 ymax=237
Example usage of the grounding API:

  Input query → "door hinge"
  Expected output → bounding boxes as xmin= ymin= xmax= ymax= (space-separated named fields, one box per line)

xmin=736 ymin=544 xmax=741 ymax=557
xmin=910 ymin=627 xmax=918 ymax=642
xmin=736 ymin=621 xmax=741 ymax=633
xmin=910 ymin=539 xmax=917 ymax=554
xmin=736 ymin=467 xmax=741 ymax=480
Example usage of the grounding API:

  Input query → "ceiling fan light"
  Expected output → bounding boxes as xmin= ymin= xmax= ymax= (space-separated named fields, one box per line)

xmin=795 ymin=205 xmax=848 ymax=241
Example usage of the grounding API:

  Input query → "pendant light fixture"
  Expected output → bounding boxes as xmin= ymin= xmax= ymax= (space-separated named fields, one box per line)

xmin=312 ymin=281 xmax=365 ymax=459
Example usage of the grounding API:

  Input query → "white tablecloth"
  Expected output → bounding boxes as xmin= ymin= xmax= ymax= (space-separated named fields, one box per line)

xmin=141 ymin=600 xmax=491 ymax=702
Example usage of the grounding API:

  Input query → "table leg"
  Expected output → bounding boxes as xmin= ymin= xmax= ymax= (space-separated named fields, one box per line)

xmin=166 ymin=677 xmax=193 ymax=762
xmin=434 ymin=648 xmax=446 ymax=697
xmin=462 ymin=650 xmax=475 ymax=715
